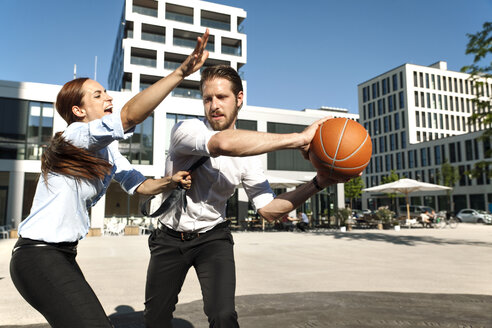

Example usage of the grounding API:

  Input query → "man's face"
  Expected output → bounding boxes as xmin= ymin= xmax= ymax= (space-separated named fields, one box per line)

xmin=202 ymin=78 xmax=243 ymax=131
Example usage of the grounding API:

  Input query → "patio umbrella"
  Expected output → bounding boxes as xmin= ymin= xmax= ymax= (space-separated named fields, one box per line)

xmin=362 ymin=178 xmax=451 ymax=221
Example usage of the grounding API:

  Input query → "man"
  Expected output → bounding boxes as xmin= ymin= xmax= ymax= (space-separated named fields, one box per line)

xmin=144 ymin=63 xmax=352 ymax=327
xmin=297 ymin=211 xmax=310 ymax=231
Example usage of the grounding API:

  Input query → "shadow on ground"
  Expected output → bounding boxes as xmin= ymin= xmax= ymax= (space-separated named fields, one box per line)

xmin=309 ymin=229 xmax=492 ymax=248
xmin=2 ymin=291 xmax=491 ymax=328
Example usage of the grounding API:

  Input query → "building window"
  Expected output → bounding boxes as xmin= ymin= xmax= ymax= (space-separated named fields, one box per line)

xmin=119 ymin=114 xmax=154 ymax=165
xmin=394 ymin=74 xmax=399 ymax=91
xmin=165 ymin=113 xmax=203 ymax=153
xmin=267 ymin=123 xmax=313 ymax=171
xmin=401 ymin=131 xmax=406 ymax=149
xmin=434 ymin=145 xmax=442 ymax=165
xmin=166 ymin=3 xmax=193 ymax=23
xmin=133 ymin=0 xmax=158 ymax=17
xmin=201 ymin=10 xmax=230 ymax=31
xmin=141 ymin=24 xmax=165 ymax=44
xmin=399 ymin=91 xmax=404 ymax=109
xmin=131 ymin=48 xmax=157 ymax=68
xmin=221 ymin=37 xmax=242 ymax=56
xmin=0 ymin=98 xmax=53 ymax=160
xmin=174 ymin=29 xmax=215 ymax=52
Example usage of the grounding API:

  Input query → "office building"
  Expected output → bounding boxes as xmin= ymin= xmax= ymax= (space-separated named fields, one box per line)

xmin=358 ymin=61 xmax=492 ymax=213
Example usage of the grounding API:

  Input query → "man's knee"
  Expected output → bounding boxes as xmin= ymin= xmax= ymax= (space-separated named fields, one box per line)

xmin=208 ymin=309 xmax=239 ymax=328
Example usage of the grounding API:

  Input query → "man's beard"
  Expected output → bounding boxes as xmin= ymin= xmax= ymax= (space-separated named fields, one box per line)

xmin=208 ymin=105 xmax=239 ymax=131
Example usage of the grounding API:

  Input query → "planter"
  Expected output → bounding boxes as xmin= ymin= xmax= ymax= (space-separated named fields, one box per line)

xmin=377 ymin=223 xmax=383 ymax=230
xmin=346 ymin=224 xmax=353 ymax=231
xmin=340 ymin=226 xmax=347 ymax=232
xmin=10 ymin=229 xmax=18 ymax=239
xmin=124 ymin=225 xmax=139 ymax=235
xmin=382 ymin=223 xmax=392 ymax=230
xmin=88 ymin=228 xmax=102 ymax=237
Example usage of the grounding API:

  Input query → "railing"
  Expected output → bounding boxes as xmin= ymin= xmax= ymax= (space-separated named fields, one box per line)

xmin=172 ymin=87 xmax=202 ymax=99
xmin=141 ymin=32 xmax=165 ymax=44
xmin=174 ymin=37 xmax=214 ymax=52
xmin=131 ymin=56 xmax=156 ymax=68
xmin=133 ymin=5 xmax=157 ymax=17
xmin=222 ymin=45 xmax=241 ymax=56
xmin=201 ymin=18 xmax=230 ymax=31
xmin=166 ymin=12 xmax=193 ymax=24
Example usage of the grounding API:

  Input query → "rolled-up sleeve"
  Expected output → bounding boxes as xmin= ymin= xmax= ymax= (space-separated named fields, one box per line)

xmin=63 ymin=108 xmax=135 ymax=152
xmin=110 ymin=142 xmax=146 ymax=195
xmin=241 ymin=156 xmax=275 ymax=211
xmin=171 ymin=119 xmax=218 ymax=157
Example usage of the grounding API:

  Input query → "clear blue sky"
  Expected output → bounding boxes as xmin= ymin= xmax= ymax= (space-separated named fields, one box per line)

xmin=0 ymin=0 xmax=490 ymax=114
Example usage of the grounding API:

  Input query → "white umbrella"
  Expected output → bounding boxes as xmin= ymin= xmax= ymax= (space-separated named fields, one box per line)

xmin=363 ymin=178 xmax=451 ymax=221
xmin=266 ymin=175 xmax=304 ymax=188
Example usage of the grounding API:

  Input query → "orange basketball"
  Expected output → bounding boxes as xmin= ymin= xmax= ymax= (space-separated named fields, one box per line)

xmin=309 ymin=118 xmax=372 ymax=178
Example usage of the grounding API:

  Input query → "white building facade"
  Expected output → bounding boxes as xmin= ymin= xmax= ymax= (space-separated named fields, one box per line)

xmin=0 ymin=0 xmax=357 ymax=230
xmin=358 ymin=61 xmax=492 ymax=213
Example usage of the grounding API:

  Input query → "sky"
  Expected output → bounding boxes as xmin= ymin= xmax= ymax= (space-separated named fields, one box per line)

xmin=0 ymin=0 xmax=490 ymax=114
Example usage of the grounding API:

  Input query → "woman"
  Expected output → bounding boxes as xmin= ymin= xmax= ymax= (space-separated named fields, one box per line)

xmin=10 ymin=30 xmax=209 ymax=328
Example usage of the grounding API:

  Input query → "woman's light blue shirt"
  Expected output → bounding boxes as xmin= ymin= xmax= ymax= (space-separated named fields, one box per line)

xmin=18 ymin=109 xmax=146 ymax=243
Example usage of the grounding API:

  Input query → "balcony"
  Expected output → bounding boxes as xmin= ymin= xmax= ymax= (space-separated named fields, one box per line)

xmin=201 ymin=10 xmax=230 ymax=31
xmin=166 ymin=3 xmax=193 ymax=24
xmin=173 ymin=29 xmax=214 ymax=52
xmin=131 ymin=48 xmax=157 ymax=68
xmin=141 ymin=24 xmax=166 ymax=44
xmin=221 ymin=37 xmax=241 ymax=56
xmin=132 ymin=5 xmax=157 ymax=17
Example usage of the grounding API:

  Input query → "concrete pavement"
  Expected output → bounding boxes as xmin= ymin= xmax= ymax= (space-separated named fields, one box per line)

xmin=1 ymin=224 xmax=491 ymax=327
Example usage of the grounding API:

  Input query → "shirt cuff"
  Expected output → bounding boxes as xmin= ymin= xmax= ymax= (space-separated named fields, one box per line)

xmin=120 ymin=171 xmax=147 ymax=195
xmin=251 ymin=192 xmax=275 ymax=212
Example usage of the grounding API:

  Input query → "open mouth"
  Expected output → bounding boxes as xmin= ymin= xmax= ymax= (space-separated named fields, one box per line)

xmin=104 ymin=105 xmax=113 ymax=114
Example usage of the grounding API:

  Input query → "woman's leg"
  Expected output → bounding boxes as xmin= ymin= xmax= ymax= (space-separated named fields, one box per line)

xmin=10 ymin=242 xmax=112 ymax=328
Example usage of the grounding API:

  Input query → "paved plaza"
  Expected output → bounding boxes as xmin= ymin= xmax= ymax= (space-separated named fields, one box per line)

xmin=1 ymin=224 xmax=491 ymax=327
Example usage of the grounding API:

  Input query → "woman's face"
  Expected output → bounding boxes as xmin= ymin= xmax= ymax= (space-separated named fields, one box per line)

xmin=74 ymin=79 xmax=113 ymax=122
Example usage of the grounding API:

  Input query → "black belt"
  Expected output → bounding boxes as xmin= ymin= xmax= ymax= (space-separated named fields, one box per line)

xmin=12 ymin=237 xmax=78 ymax=255
xmin=158 ymin=221 xmax=230 ymax=241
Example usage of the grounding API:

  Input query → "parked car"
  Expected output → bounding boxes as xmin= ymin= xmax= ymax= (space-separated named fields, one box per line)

xmin=456 ymin=209 xmax=492 ymax=224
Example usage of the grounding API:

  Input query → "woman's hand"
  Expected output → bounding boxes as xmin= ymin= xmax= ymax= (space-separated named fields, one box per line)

xmin=177 ymin=29 xmax=210 ymax=78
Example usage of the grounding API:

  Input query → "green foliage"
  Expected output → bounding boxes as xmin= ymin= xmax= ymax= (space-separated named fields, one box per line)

xmin=344 ymin=176 xmax=364 ymax=208
xmin=441 ymin=159 xmax=460 ymax=211
xmin=375 ymin=206 xmax=395 ymax=224
xmin=461 ymin=21 xmax=492 ymax=178
xmin=440 ymin=159 xmax=460 ymax=190
xmin=334 ymin=207 xmax=352 ymax=226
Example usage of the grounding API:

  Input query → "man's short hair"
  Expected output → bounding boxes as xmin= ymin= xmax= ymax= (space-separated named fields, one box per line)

xmin=200 ymin=65 xmax=243 ymax=97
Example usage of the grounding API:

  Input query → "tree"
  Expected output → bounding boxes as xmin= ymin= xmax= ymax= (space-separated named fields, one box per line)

xmin=381 ymin=170 xmax=400 ymax=211
xmin=344 ymin=176 xmax=364 ymax=209
xmin=461 ymin=21 xmax=492 ymax=178
xmin=440 ymin=159 xmax=460 ymax=212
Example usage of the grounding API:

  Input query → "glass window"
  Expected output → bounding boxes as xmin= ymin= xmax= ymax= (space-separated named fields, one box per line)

xmin=164 ymin=113 xmax=203 ymax=154
xmin=401 ymin=131 xmax=406 ymax=149
xmin=0 ymin=98 xmax=53 ymax=160
xmin=119 ymin=115 xmax=154 ymax=165
xmin=267 ymin=122 xmax=312 ymax=171
xmin=393 ymin=74 xmax=398 ymax=91
xmin=399 ymin=91 xmax=404 ymax=109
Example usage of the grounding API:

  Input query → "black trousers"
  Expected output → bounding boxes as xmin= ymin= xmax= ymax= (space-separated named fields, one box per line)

xmin=144 ymin=223 xmax=239 ymax=328
xmin=10 ymin=237 xmax=112 ymax=328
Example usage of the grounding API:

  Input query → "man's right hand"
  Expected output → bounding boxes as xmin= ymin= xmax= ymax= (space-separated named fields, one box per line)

xmin=298 ymin=116 xmax=331 ymax=159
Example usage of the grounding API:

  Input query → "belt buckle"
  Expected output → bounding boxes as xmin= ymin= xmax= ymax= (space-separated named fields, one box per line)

xmin=181 ymin=232 xmax=199 ymax=241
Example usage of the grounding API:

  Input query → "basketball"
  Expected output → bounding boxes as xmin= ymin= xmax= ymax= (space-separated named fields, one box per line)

xmin=309 ymin=118 xmax=372 ymax=178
